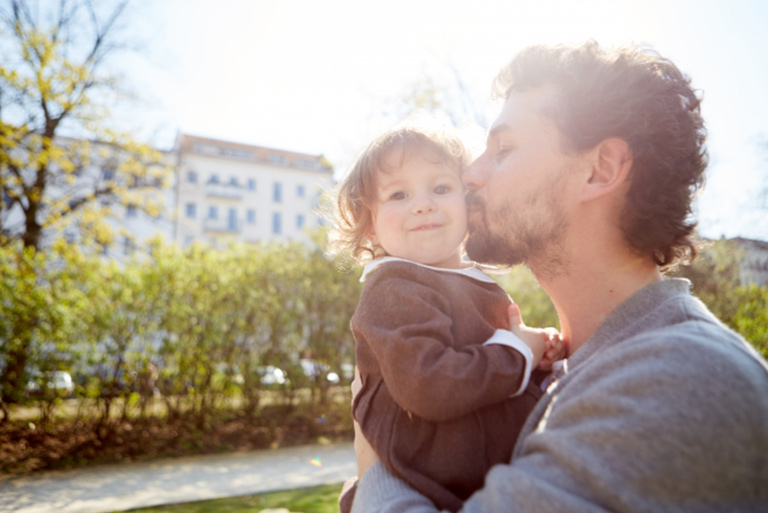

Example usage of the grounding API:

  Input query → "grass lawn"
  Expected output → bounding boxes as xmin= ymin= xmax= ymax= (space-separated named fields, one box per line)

xmin=121 ymin=482 xmax=344 ymax=513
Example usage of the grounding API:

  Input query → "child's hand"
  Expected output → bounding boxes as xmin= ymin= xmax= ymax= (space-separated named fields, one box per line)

xmin=538 ymin=329 xmax=566 ymax=371
xmin=508 ymin=303 xmax=546 ymax=365
xmin=508 ymin=303 xmax=564 ymax=369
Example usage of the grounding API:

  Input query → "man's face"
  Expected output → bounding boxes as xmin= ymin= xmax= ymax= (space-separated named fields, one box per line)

xmin=463 ymin=87 xmax=580 ymax=271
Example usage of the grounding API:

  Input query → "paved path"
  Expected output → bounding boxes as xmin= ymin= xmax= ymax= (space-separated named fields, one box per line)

xmin=0 ymin=442 xmax=355 ymax=513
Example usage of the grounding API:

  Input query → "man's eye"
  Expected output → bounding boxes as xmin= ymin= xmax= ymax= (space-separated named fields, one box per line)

xmin=434 ymin=184 xmax=451 ymax=194
xmin=496 ymin=144 xmax=513 ymax=160
xmin=389 ymin=191 xmax=407 ymax=201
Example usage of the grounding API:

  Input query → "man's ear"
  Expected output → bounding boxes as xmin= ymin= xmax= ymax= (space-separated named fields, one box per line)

xmin=581 ymin=138 xmax=633 ymax=203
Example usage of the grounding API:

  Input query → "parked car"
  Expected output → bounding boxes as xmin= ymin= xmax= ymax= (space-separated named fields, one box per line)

xmin=341 ymin=362 xmax=355 ymax=382
xmin=256 ymin=365 xmax=286 ymax=386
xmin=26 ymin=370 xmax=74 ymax=397
xmin=300 ymin=359 xmax=340 ymax=384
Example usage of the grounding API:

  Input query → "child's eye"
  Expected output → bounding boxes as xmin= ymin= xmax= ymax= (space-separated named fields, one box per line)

xmin=434 ymin=184 xmax=452 ymax=194
xmin=389 ymin=191 xmax=407 ymax=201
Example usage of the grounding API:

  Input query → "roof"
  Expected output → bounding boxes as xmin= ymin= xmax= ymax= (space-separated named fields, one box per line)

xmin=177 ymin=133 xmax=333 ymax=173
xmin=732 ymin=237 xmax=768 ymax=251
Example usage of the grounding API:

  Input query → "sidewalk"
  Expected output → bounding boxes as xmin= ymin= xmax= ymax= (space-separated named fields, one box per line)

xmin=0 ymin=442 xmax=355 ymax=513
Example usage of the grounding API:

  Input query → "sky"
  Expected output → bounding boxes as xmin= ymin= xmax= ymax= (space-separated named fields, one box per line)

xmin=112 ymin=0 xmax=767 ymax=241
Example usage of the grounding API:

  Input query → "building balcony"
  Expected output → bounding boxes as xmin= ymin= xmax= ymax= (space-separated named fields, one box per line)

xmin=206 ymin=182 xmax=242 ymax=199
xmin=203 ymin=218 xmax=242 ymax=233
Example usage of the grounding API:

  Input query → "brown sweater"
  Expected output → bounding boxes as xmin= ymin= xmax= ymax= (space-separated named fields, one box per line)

xmin=351 ymin=259 xmax=542 ymax=511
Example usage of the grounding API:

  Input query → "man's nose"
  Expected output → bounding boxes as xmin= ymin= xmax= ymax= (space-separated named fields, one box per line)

xmin=462 ymin=156 xmax=489 ymax=190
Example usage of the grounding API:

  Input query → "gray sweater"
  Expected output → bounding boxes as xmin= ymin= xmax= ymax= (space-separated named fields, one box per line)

xmin=352 ymin=278 xmax=768 ymax=512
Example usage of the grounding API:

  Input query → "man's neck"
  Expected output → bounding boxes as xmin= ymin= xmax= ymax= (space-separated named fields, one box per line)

xmin=534 ymin=253 xmax=662 ymax=357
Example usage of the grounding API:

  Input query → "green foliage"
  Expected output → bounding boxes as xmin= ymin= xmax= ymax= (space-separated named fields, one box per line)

xmin=124 ymin=482 xmax=345 ymax=513
xmin=672 ymin=237 xmax=768 ymax=358
xmin=492 ymin=265 xmax=559 ymax=329
xmin=0 ymin=236 xmax=361 ymax=426
xmin=731 ymin=285 xmax=768 ymax=358
xmin=0 ymin=241 xmax=90 ymax=414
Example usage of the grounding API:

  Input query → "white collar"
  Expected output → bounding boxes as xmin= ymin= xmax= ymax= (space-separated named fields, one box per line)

xmin=360 ymin=256 xmax=497 ymax=284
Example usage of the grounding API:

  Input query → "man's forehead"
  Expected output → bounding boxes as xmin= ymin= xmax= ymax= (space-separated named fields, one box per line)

xmin=489 ymin=88 xmax=557 ymax=137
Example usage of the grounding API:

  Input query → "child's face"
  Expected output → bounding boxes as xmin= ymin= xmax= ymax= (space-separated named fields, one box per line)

xmin=370 ymin=148 xmax=467 ymax=269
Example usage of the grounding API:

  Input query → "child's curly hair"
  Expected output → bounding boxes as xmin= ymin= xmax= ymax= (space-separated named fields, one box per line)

xmin=329 ymin=122 xmax=471 ymax=264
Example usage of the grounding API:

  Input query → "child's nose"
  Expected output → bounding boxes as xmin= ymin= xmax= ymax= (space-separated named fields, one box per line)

xmin=413 ymin=194 xmax=437 ymax=214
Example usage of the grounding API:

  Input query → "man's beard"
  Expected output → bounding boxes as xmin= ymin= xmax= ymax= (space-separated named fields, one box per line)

xmin=465 ymin=188 xmax=568 ymax=273
xmin=465 ymin=197 xmax=527 ymax=266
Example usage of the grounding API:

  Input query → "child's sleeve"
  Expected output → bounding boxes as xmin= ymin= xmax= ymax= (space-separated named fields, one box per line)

xmin=353 ymin=267 xmax=532 ymax=423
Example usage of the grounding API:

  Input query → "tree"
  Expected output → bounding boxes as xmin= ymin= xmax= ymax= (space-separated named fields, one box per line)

xmin=0 ymin=239 xmax=91 ymax=421
xmin=672 ymin=237 xmax=768 ymax=357
xmin=0 ymin=0 xmax=171 ymax=408
xmin=295 ymin=234 xmax=360 ymax=405
xmin=387 ymin=61 xmax=491 ymax=131
xmin=0 ymin=0 xmax=170 ymax=251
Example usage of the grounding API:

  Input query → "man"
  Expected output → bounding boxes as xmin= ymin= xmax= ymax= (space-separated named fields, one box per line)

xmin=350 ymin=42 xmax=768 ymax=512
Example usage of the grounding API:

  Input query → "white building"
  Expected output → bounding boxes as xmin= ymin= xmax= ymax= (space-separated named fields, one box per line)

xmin=173 ymin=134 xmax=334 ymax=248
xmin=733 ymin=237 xmax=768 ymax=286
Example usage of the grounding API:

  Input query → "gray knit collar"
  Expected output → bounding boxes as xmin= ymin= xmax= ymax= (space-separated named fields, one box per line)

xmin=566 ymin=278 xmax=692 ymax=371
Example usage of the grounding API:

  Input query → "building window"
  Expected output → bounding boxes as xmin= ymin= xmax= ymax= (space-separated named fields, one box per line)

xmin=273 ymin=182 xmax=282 ymax=203
xmin=209 ymin=174 xmax=219 ymax=184
xmin=228 ymin=208 xmax=237 ymax=230
xmin=229 ymin=176 xmax=238 ymax=186
xmin=103 ymin=167 xmax=115 ymax=181
xmin=296 ymin=214 xmax=305 ymax=229
xmin=123 ymin=236 xmax=135 ymax=255
xmin=187 ymin=170 xmax=197 ymax=183
xmin=270 ymin=153 xmax=285 ymax=165
xmin=126 ymin=205 xmax=138 ymax=218
xmin=247 ymin=209 xmax=256 ymax=224
xmin=297 ymin=184 xmax=305 ymax=198
xmin=185 ymin=203 xmax=196 ymax=219
xmin=272 ymin=212 xmax=282 ymax=235
xmin=248 ymin=179 xmax=256 ymax=191
xmin=208 ymin=205 xmax=218 ymax=220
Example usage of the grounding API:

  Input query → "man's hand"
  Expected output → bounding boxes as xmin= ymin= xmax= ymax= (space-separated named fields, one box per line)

xmin=352 ymin=366 xmax=380 ymax=478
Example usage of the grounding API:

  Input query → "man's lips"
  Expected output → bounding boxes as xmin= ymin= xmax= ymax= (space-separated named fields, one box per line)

xmin=466 ymin=205 xmax=483 ymax=219
xmin=465 ymin=194 xmax=485 ymax=215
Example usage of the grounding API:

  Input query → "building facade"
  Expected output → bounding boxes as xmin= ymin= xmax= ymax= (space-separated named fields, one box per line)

xmin=173 ymin=134 xmax=334 ymax=248
xmin=733 ymin=237 xmax=768 ymax=286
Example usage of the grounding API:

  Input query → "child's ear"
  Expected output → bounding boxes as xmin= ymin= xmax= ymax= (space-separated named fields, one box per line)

xmin=367 ymin=225 xmax=379 ymax=246
xmin=581 ymin=137 xmax=633 ymax=203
